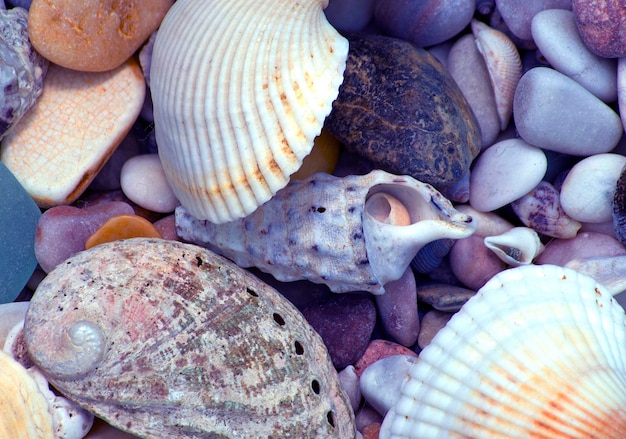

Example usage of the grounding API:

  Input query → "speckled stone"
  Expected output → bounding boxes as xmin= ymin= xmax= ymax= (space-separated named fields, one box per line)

xmin=572 ymin=0 xmax=626 ymax=58
xmin=28 ymin=0 xmax=173 ymax=72
xmin=418 ymin=309 xmax=453 ymax=349
xmin=0 ymin=162 xmax=41 ymax=303
xmin=0 ymin=60 xmax=145 ymax=207
xmin=325 ymin=33 xmax=481 ymax=199
xmin=353 ymin=339 xmax=418 ymax=377
xmin=300 ymin=294 xmax=376 ymax=370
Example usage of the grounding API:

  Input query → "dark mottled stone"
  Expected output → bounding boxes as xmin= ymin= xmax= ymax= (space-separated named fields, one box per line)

xmin=325 ymin=34 xmax=481 ymax=198
xmin=573 ymin=0 xmax=626 ymax=58
xmin=613 ymin=164 xmax=626 ymax=245
xmin=301 ymin=294 xmax=376 ymax=369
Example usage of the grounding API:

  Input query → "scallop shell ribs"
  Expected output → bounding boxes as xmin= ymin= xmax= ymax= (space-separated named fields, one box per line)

xmin=24 ymin=238 xmax=356 ymax=438
xmin=151 ymin=0 xmax=349 ymax=223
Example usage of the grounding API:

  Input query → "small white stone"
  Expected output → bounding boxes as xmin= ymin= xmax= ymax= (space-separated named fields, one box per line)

xmin=514 ymin=67 xmax=623 ymax=156
xmin=560 ymin=153 xmax=626 ymax=223
xmin=469 ymin=138 xmax=547 ymax=212
xmin=359 ymin=354 xmax=418 ymax=416
xmin=531 ymin=9 xmax=617 ymax=102
xmin=120 ymin=154 xmax=179 ymax=213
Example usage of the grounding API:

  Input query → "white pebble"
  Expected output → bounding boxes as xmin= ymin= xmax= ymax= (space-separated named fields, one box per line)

xmin=120 ymin=154 xmax=179 ymax=213
xmin=531 ymin=9 xmax=617 ymax=102
xmin=469 ymin=138 xmax=547 ymax=212
xmin=514 ymin=67 xmax=623 ymax=156
xmin=560 ymin=153 xmax=626 ymax=223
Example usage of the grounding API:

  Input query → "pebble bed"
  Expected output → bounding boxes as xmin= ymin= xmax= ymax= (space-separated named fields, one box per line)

xmin=3 ymin=0 xmax=626 ymax=438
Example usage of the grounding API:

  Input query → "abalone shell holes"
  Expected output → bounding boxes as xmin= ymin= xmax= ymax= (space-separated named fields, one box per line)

xmin=245 ymin=286 xmax=336 ymax=429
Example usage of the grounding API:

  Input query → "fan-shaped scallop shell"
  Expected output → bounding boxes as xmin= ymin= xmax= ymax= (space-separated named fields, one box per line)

xmin=380 ymin=264 xmax=626 ymax=438
xmin=471 ymin=19 xmax=522 ymax=130
xmin=151 ymin=0 xmax=349 ymax=223
xmin=0 ymin=350 xmax=55 ymax=438
xmin=24 ymin=238 xmax=356 ymax=438
xmin=176 ymin=170 xmax=477 ymax=294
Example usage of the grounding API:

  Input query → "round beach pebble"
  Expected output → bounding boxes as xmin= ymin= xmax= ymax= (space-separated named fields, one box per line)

xmin=470 ymin=138 xmax=547 ymax=212
xmin=495 ymin=0 xmax=572 ymax=40
xmin=531 ymin=9 xmax=617 ymax=102
xmin=559 ymin=153 xmax=626 ymax=224
xmin=572 ymin=0 xmax=626 ymax=58
xmin=535 ymin=232 xmax=626 ymax=266
xmin=359 ymin=355 xmax=418 ymax=415
xmin=120 ymin=154 xmax=179 ymax=213
xmin=514 ymin=67 xmax=623 ymax=156
xmin=28 ymin=0 xmax=173 ymax=72
xmin=353 ymin=339 xmax=418 ymax=377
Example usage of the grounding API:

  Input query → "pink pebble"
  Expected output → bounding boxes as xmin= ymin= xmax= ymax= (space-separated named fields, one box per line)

xmin=120 ymin=154 xmax=179 ymax=213
xmin=153 ymin=214 xmax=179 ymax=241
xmin=376 ymin=267 xmax=420 ymax=347
xmin=353 ymin=339 xmax=417 ymax=378
xmin=449 ymin=235 xmax=506 ymax=290
xmin=535 ymin=232 xmax=626 ymax=266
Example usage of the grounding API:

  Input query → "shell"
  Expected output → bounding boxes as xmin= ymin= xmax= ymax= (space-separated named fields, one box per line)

xmin=411 ymin=238 xmax=455 ymax=273
xmin=176 ymin=170 xmax=477 ymax=294
xmin=566 ymin=255 xmax=626 ymax=296
xmin=471 ymin=19 xmax=522 ymax=130
xmin=24 ymin=238 xmax=356 ymax=438
xmin=380 ymin=264 xmax=626 ymax=438
xmin=512 ymin=180 xmax=582 ymax=239
xmin=151 ymin=0 xmax=349 ymax=224
xmin=0 ymin=349 xmax=55 ymax=438
xmin=483 ymin=226 xmax=545 ymax=266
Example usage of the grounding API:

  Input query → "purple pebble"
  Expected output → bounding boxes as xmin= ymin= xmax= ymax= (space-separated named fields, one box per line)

xmin=34 ymin=201 xmax=134 ymax=273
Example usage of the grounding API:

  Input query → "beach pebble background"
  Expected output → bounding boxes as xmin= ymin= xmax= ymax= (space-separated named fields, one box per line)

xmin=3 ymin=0 xmax=626 ymax=437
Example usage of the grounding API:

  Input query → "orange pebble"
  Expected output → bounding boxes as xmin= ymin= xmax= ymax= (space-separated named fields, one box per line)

xmin=361 ymin=423 xmax=381 ymax=439
xmin=290 ymin=128 xmax=341 ymax=180
xmin=85 ymin=214 xmax=162 ymax=249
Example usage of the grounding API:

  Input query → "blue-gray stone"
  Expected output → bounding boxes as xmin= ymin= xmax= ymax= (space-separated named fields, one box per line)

xmin=0 ymin=162 xmax=40 ymax=302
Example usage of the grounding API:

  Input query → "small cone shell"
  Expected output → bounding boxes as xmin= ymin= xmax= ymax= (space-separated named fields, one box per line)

xmin=152 ymin=0 xmax=348 ymax=223
xmin=381 ymin=264 xmax=626 ymax=438
xmin=0 ymin=350 xmax=55 ymax=438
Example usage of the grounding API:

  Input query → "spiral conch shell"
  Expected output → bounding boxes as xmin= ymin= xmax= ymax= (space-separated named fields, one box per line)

xmin=380 ymin=264 xmax=626 ymax=438
xmin=24 ymin=238 xmax=356 ymax=438
xmin=176 ymin=170 xmax=477 ymax=294
xmin=151 ymin=0 xmax=349 ymax=223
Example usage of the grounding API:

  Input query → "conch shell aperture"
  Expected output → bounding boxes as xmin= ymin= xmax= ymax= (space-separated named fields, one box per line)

xmin=151 ymin=0 xmax=349 ymax=223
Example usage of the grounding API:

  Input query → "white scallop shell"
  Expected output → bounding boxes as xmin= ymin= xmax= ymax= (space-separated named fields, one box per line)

xmin=471 ymin=19 xmax=522 ymax=131
xmin=380 ymin=264 xmax=626 ymax=438
xmin=151 ymin=0 xmax=349 ymax=223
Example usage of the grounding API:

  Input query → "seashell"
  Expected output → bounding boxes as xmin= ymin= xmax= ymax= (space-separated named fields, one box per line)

xmin=483 ymin=226 xmax=545 ymax=266
xmin=25 ymin=238 xmax=356 ymax=438
xmin=471 ymin=19 xmax=522 ymax=130
xmin=380 ymin=264 xmax=626 ymax=438
xmin=613 ymin=163 xmax=626 ymax=245
xmin=476 ymin=0 xmax=495 ymax=15
xmin=151 ymin=0 xmax=349 ymax=224
xmin=176 ymin=170 xmax=477 ymax=294
xmin=0 ymin=349 xmax=55 ymax=438
xmin=411 ymin=238 xmax=455 ymax=273
xmin=565 ymin=255 xmax=626 ymax=296
xmin=511 ymin=180 xmax=582 ymax=239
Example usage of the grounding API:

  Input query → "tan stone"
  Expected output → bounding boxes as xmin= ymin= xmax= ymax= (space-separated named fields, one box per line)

xmin=0 ymin=59 xmax=145 ymax=207
xmin=28 ymin=0 xmax=173 ymax=72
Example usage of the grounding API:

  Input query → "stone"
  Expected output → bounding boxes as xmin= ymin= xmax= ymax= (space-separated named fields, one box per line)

xmin=120 ymin=154 xmax=179 ymax=213
xmin=359 ymin=354 xmax=418 ymax=415
xmin=28 ymin=0 xmax=173 ymax=72
xmin=418 ymin=309 xmax=454 ymax=349
xmin=572 ymin=0 xmax=626 ymax=58
xmin=89 ymin=131 xmax=142 ymax=192
xmin=415 ymin=282 xmax=476 ymax=312
xmin=0 ymin=7 xmax=48 ymax=139
xmin=375 ymin=267 xmax=420 ymax=347
xmin=0 ymin=162 xmax=41 ymax=303
xmin=535 ymin=232 xmax=626 ymax=266
xmin=84 ymin=214 xmax=162 ymax=249
xmin=531 ymin=9 xmax=617 ymax=102
xmin=0 ymin=60 xmax=145 ymax=207
xmin=325 ymin=33 xmax=481 ymax=200
xmin=374 ymin=0 xmax=475 ymax=48
xmin=514 ymin=67 xmax=623 ymax=156
xmin=495 ymin=0 xmax=572 ymax=40
xmin=560 ymin=153 xmax=626 ymax=224
xmin=153 ymin=214 xmax=178 ymax=241
xmin=469 ymin=138 xmax=547 ymax=212
xmin=353 ymin=339 xmax=418 ymax=377
xmin=449 ymin=235 xmax=506 ymax=290
xmin=300 ymin=294 xmax=376 ymax=370
xmin=324 ymin=0 xmax=375 ymax=33
xmin=34 ymin=201 xmax=134 ymax=273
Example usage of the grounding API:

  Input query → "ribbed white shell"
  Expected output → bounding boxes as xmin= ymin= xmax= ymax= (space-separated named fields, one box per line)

xmin=380 ymin=264 xmax=626 ymax=438
xmin=151 ymin=0 xmax=348 ymax=223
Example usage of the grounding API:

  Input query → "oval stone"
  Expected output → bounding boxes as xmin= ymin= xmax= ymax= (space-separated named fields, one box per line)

xmin=470 ymin=138 xmax=547 ymax=212
xmin=325 ymin=34 xmax=481 ymax=199
xmin=572 ymin=0 xmax=626 ymax=58
xmin=28 ymin=0 xmax=173 ymax=72
xmin=514 ymin=67 xmax=623 ymax=156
